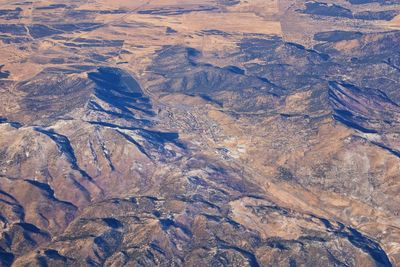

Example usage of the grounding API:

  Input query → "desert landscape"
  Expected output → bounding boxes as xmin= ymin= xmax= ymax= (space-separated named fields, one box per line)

xmin=0 ymin=0 xmax=399 ymax=266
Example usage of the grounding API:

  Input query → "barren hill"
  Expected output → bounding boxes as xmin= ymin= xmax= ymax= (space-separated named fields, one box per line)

xmin=0 ymin=0 xmax=399 ymax=266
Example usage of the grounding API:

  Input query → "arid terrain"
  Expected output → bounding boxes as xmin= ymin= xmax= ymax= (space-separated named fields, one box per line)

xmin=0 ymin=0 xmax=399 ymax=266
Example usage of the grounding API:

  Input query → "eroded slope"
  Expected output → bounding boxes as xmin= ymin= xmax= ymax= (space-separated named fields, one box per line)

xmin=0 ymin=0 xmax=399 ymax=266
